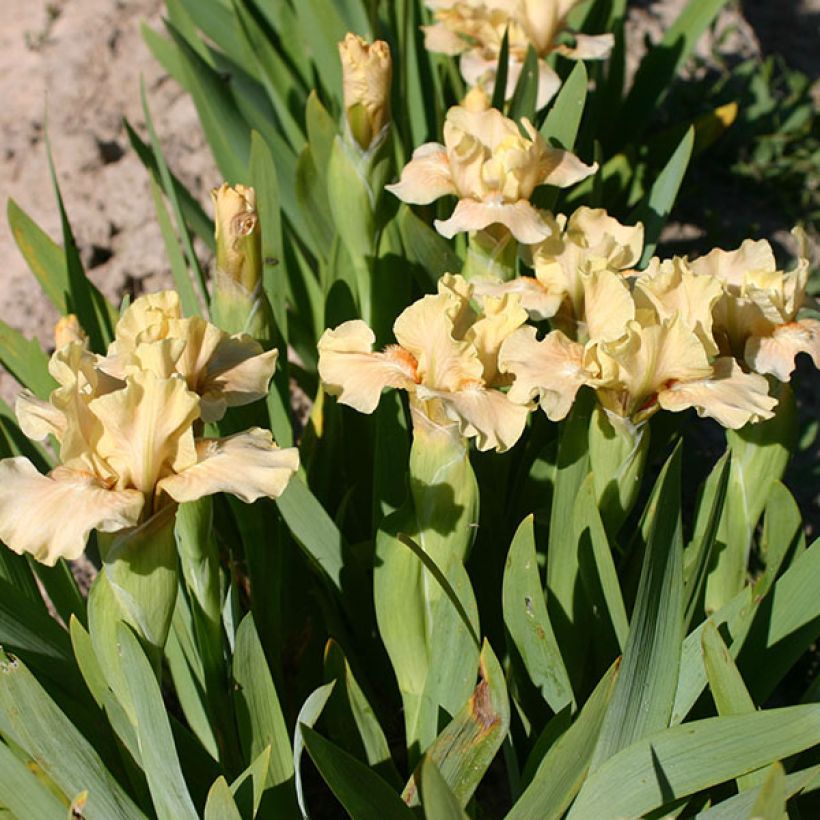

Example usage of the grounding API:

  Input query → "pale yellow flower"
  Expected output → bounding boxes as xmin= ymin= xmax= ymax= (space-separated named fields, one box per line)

xmin=473 ymin=208 xmax=643 ymax=338
xmin=0 ymin=302 xmax=299 ymax=566
xmin=689 ymin=230 xmax=819 ymax=381
xmin=500 ymin=310 xmax=777 ymax=428
xmin=338 ymin=33 xmax=392 ymax=150
xmin=318 ymin=274 xmax=530 ymax=451
xmin=102 ymin=291 xmax=277 ymax=422
xmin=54 ymin=314 xmax=86 ymax=350
xmin=386 ymin=106 xmax=595 ymax=243
xmin=423 ymin=0 xmax=613 ymax=109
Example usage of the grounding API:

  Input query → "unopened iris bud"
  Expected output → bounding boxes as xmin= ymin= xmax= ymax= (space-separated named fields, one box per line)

xmin=54 ymin=314 xmax=86 ymax=350
xmin=339 ymin=33 xmax=392 ymax=151
xmin=210 ymin=183 xmax=271 ymax=339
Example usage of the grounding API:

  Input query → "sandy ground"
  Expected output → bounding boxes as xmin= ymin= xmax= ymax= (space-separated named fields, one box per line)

xmin=0 ymin=0 xmax=218 ymax=400
xmin=0 ymin=0 xmax=817 ymax=379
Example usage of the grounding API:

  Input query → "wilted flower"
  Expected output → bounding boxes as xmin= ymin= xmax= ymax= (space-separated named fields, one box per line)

xmin=423 ymin=0 xmax=613 ymax=109
xmin=687 ymin=230 xmax=819 ymax=381
xmin=474 ymin=207 xmax=643 ymax=334
xmin=318 ymin=274 xmax=530 ymax=451
xmin=339 ymin=33 xmax=392 ymax=151
xmin=0 ymin=299 xmax=299 ymax=565
xmin=386 ymin=106 xmax=595 ymax=243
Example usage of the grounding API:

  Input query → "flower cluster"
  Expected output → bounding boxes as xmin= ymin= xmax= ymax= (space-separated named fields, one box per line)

xmin=387 ymin=105 xmax=595 ymax=243
xmin=318 ymin=274 xmax=530 ymax=451
xmin=422 ymin=0 xmax=613 ymax=109
xmin=0 ymin=292 xmax=299 ymax=565
xmin=497 ymin=215 xmax=816 ymax=430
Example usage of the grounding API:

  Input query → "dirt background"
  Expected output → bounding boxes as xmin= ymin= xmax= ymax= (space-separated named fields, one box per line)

xmin=0 ymin=0 xmax=817 ymax=387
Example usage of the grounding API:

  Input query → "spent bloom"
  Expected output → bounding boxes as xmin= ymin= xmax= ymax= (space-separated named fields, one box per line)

xmin=318 ymin=274 xmax=530 ymax=451
xmin=339 ymin=33 xmax=393 ymax=151
xmin=0 ymin=293 xmax=298 ymax=565
xmin=423 ymin=0 xmax=613 ymax=109
xmin=386 ymin=105 xmax=595 ymax=243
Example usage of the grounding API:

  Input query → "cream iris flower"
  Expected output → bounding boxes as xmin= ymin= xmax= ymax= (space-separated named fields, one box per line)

xmin=0 ymin=296 xmax=299 ymax=566
xmin=423 ymin=0 xmax=613 ymax=109
xmin=687 ymin=231 xmax=819 ymax=381
xmin=474 ymin=207 xmax=644 ymax=335
xmin=500 ymin=287 xmax=777 ymax=429
xmin=101 ymin=291 xmax=277 ymax=422
xmin=386 ymin=105 xmax=595 ymax=243
xmin=318 ymin=274 xmax=530 ymax=451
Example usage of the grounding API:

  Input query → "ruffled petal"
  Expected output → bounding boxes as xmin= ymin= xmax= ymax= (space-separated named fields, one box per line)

xmin=318 ymin=320 xmax=419 ymax=413
xmin=538 ymin=146 xmax=598 ymax=188
xmin=386 ymin=143 xmax=456 ymax=205
xmin=0 ymin=459 xmax=143 ymax=565
xmin=158 ymin=429 xmax=299 ymax=504
xmin=435 ymin=198 xmax=552 ymax=243
xmin=499 ymin=326 xmax=590 ymax=421
xmin=416 ymin=384 xmax=530 ymax=452
xmin=471 ymin=276 xmax=564 ymax=321
xmin=89 ymin=371 xmax=200 ymax=494
xmin=15 ymin=390 xmax=66 ymax=442
xmin=422 ymin=22 xmax=469 ymax=56
xmin=110 ymin=291 xmax=182 ymax=355
xmin=745 ymin=319 xmax=820 ymax=381
xmin=689 ymin=239 xmax=776 ymax=289
xmin=467 ymin=293 xmax=528 ymax=384
xmin=658 ymin=357 xmax=777 ymax=428
xmin=582 ymin=270 xmax=635 ymax=343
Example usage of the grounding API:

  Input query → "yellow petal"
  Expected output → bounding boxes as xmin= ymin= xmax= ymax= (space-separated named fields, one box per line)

xmin=435 ymin=198 xmax=552 ymax=243
xmin=318 ymin=320 xmax=418 ymax=413
xmin=745 ymin=319 xmax=820 ymax=382
xmin=471 ymin=276 xmax=564 ymax=321
xmin=658 ymin=357 xmax=777 ymax=428
xmin=394 ymin=292 xmax=483 ymax=391
xmin=467 ymin=293 xmax=528 ymax=384
xmin=499 ymin=326 xmax=590 ymax=421
xmin=89 ymin=371 xmax=199 ymax=494
xmin=15 ymin=390 xmax=66 ymax=442
xmin=581 ymin=270 xmax=635 ymax=343
xmin=386 ymin=143 xmax=456 ymax=204
xmin=422 ymin=22 xmax=469 ymax=55
xmin=0 ymin=459 xmax=143 ymax=565
xmin=111 ymin=291 xmax=182 ymax=354
xmin=416 ymin=384 xmax=530 ymax=452
xmin=565 ymin=207 xmax=644 ymax=269
xmin=689 ymin=239 xmax=776 ymax=289
xmin=158 ymin=428 xmax=299 ymax=504
xmin=635 ymin=258 xmax=722 ymax=355
xmin=535 ymin=59 xmax=562 ymax=109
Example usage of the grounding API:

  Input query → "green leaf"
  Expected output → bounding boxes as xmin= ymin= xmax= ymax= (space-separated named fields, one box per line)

xmin=759 ymin=481 xmax=804 ymax=594
xmin=402 ymin=641 xmax=509 ymax=809
xmin=165 ymin=23 xmax=250 ymax=183
xmin=293 ymin=682 xmax=336 ymax=818
xmin=619 ymin=0 xmax=731 ymax=144
xmin=232 ymin=614 xmax=294 ymax=788
xmin=418 ymin=756 xmax=469 ymax=820
xmin=590 ymin=444 xmax=685 ymax=770
xmin=541 ymin=60 xmax=588 ymax=150
xmin=747 ymin=762 xmax=786 ymax=819
xmin=0 ymin=738 xmax=68 ymax=819
xmin=569 ymin=706 xmax=820 ymax=818
xmin=508 ymin=660 xmax=620 ymax=820
xmin=230 ymin=746 xmax=271 ymax=819
xmin=0 ymin=648 xmax=144 ymax=819
xmin=490 ymin=27 xmax=510 ymax=112
xmin=276 ymin=477 xmax=348 ymax=593
xmin=397 ymin=205 xmax=463 ymax=291
xmin=117 ymin=625 xmax=198 ymax=820
xmin=45 ymin=133 xmax=113 ymax=352
xmin=572 ymin=475 xmax=629 ymax=653
xmin=124 ymin=120 xmax=215 ymax=251
xmin=683 ymin=452 xmax=731 ymax=629
xmin=696 ymin=763 xmax=820 ymax=819
xmin=204 ymin=777 xmax=242 ymax=820
xmin=502 ymin=514 xmax=575 ymax=712
xmin=508 ymin=45 xmax=539 ymax=122
xmin=633 ymin=126 xmax=694 ymax=265
xmin=302 ymin=726 xmax=414 ymax=819
xmin=0 ymin=318 xmax=55 ymax=399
